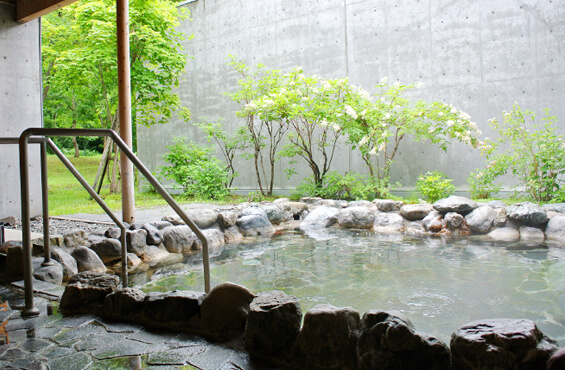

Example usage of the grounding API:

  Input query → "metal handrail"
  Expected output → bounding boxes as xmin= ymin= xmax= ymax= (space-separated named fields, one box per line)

xmin=14 ymin=128 xmax=211 ymax=317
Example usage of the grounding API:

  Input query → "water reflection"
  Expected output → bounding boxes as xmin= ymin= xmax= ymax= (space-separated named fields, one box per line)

xmin=137 ymin=229 xmax=565 ymax=346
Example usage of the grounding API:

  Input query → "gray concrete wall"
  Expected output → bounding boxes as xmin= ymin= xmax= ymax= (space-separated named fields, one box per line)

xmin=138 ymin=0 xmax=565 ymax=195
xmin=0 ymin=4 xmax=43 ymax=218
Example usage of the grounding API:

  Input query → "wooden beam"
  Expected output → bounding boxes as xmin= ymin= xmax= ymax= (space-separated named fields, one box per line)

xmin=16 ymin=0 xmax=78 ymax=23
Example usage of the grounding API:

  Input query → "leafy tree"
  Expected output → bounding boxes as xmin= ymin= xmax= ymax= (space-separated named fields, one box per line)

xmin=42 ymin=0 xmax=190 ymax=191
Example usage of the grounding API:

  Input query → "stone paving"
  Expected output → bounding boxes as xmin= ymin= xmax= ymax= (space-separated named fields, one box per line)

xmin=0 ymin=284 xmax=269 ymax=369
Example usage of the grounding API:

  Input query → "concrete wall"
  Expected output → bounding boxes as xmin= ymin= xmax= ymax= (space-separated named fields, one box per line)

xmin=138 ymin=0 xmax=565 ymax=194
xmin=0 ymin=4 xmax=43 ymax=218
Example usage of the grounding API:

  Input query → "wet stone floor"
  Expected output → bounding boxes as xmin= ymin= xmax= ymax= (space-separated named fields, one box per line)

xmin=0 ymin=286 xmax=261 ymax=370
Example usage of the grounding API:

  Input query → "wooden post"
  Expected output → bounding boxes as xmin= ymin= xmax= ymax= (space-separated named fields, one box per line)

xmin=116 ymin=0 xmax=135 ymax=223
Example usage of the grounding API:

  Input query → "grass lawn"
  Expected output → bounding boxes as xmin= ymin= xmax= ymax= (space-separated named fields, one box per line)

xmin=46 ymin=154 xmax=240 ymax=216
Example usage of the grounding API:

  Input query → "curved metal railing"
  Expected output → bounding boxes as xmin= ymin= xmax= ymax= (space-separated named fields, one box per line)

xmin=8 ymin=128 xmax=210 ymax=317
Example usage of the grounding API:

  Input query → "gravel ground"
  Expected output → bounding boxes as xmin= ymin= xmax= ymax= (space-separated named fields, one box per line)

xmin=7 ymin=216 xmax=111 ymax=236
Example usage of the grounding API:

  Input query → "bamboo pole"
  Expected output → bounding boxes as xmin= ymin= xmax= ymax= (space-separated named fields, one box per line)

xmin=117 ymin=0 xmax=135 ymax=223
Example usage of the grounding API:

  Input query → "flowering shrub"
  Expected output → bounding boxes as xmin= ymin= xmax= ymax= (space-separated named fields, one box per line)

xmin=469 ymin=104 xmax=565 ymax=202
xmin=416 ymin=171 xmax=455 ymax=203
xmin=340 ymin=78 xmax=483 ymax=198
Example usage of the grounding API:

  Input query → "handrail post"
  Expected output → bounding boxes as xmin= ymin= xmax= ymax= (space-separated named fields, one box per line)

xmin=40 ymin=141 xmax=53 ymax=266
xmin=18 ymin=132 xmax=40 ymax=317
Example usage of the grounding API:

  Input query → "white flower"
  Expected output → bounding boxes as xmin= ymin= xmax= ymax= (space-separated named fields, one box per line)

xmin=446 ymin=120 xmax=455 ymax=127
xmin=415 ymin=82 xmax=424 ymax=88
xmin=245 ymin=102 xmax=256 ymax=110
xmin=320 ymin=119 xmax=329 ymax=128
xmin=384 ymin=112 xmax=392 ymax=119
xmin=393 ymin=81 xmax=401 ymax=88
xmin=322 ymin=81 xmax=331 ymax=90
xmin=264 ymin=99 xmax=275 ymax=106
xmin=438 ymin=112 xmax=444 ymax=117
xmin=469 ymin=121 xmax=477 ymax=130
xmin=380 ymin=77 xmax=388 ymax=84
xmin=360 ymin=110 xmax=367 ymax=117
xmin=369 ymin=146 xmax=378 ymax=155
xmin=345 ymin=105 xmax=358 ymax=119
xmin=359 ymin=136 xmax=369 ymax=146
xmin=332 ymin=123 xmax=341 ymax=131
xmin=378 ymin=143 xmax=386 ymax=152
xmin=459 ymin=111 xmax=471 ymax=120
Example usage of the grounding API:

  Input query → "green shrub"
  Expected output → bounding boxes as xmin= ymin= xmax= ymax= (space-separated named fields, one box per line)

xmin=292 ymin=171 xmax=388 ymax=201
xmin=470 ymin=104 xmax=565 ymax=203
xmin=159 ymin=138 xmax=230 ymax=200
xmin=416 ymin=171 xmax=455 ymax=203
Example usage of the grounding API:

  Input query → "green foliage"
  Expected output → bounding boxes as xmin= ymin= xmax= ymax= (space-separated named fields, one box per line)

xmin=42 ymin=0 xmax=191 ymax=152
xmin=416 ymin=171 xmax=455 ymax=203
xmin=159 ymin=138 xmax=230 ymax=200
xmin=470 ymin=103 xmax=565 ymax=203
xmin=340 ymin=78 xmax=482 ymax=197
xmin=292 ymin=171 xmax=387 ymax=201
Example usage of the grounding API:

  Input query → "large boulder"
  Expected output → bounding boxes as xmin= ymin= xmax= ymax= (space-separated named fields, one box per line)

xmin=433 ymin=196 xmax=478 ymax=214
xmin=103 ymin=288 xmax=146 ymax=322
xmin=50 ymin=247 xmax=78 ymax=281
xmin=186 ymin=209 xmax=218 ymax=229
xmin=224 ymin=226 xmax=243 ymax=244
xmin=217 ymin=210 xmax=238 ymax=229
xmin=519 ymin=225 xmax=545 ymax=242
xmin=71 ymin=246 xmax=107 ymax=273
xmin=162 ymin=225 xmax=197 ymax=253
xmin=486 ymin=227 xmax=520 ymax=242
xmin=300 ymin=206 xmax=339 ymax=229
xmin=373 ymin=213 xmax=405 ymax=233
xmin=450 ymin=319 xmax=558 ymax=370
xmin=422 ymin=211 xmax=444 ymax=233
xmin=200 ymin=282 xmax=255 ymax=341
xmin=245 ymin=290 xmax=302 ymax=359
xmin=294 ymin=304 xmax=360 ymax=370
xmin=465 ymin=205 xmax=497 ymax=234
xmin=287 ymin=201 xmax=308 ymax=219
xmin=545 ymin=215 xmax=565 ymax=241
xmin=5 ymin=243 xmax=24 ymax=281
xmin=337 ymin=206 xmax=376 ymax=229
xmin=192 ymin=229 xmax=226 ymax=257
xmin=60 ymin=272 xmax=120 ymax=315
xmin=260 ymin=203 xmax=285 ymax=225
xmin=493 ymin=207 xmax=507 ymax=227
xmin=444 ymin=212 xmax=464 ymax=229
xmin=89 ymin=237 xmax=122 ymax=263
xmin=63 ymin=229 xmax=89 ymax=249
xmin=399 ymin=204 xmax=434 ymax=221
xmin=142 ymin=223 xmax=164 ymax=246
xmin=357 ymin=310 xmax=451 ymax=370
xmin=236 ymin=206 xmax=275 ymax=237
xmin=372 ymin=199 xmax=404 ymax=212
xmin=126 ymin=229 xmax=148 ymax=256
xmin=548 ymin=347 xmax=565 ymax=370
xmin=507 ymin=202 xmax=548 ymax=226
xmin=143 ymin=290 xmax=205 ymax=327
xmin=33 ymin=259 xmax=63 ymax=285
xmin=543 ymin=203 xmax=565 ymax=214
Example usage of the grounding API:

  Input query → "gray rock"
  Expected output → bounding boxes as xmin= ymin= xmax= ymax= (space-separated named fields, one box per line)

xmin=543 ymin=203 xmax=565 ymax=213
xmin=237 ymin=207 xmax=275 ymax=237
xmin=287 ymin=202 xmax=308 ymax=219
xmin=444 ymin=212 xmax=464 ymax=228
xmin=372 ymin=199 xmax=404 ymax=212
xmin=465 ymin=206 xmax=497 ymax=234
xmin=450 ymin=319 xmax=558 ymax=370
xmin=548 ymin=347 xmax=565 ymax=370
xmin=140 ymin=245 xmax=170 ymax=265
xmin=90 ymin=238 xmax=122 ymax=263
xmin=186 ymin=209 xmax=218 ymax=229
xmin=104 ymin=227 xmax=121 ymax=239
xmin=357 ymin=310 xmax=451 ymax=370
xmin=50 ymin=247 xmax=78 ymax=281
xmin=163 ymin=225 xmax=197 ymax=253
xmin=300 ymin=206 xmax=339 ymax=229
xmin=545 ymin=215 xmax=565 ymax=241
xmin=373 ymin=213 xmax=404 ymax=233
xmin=63 ymin=229 xmax=89 ymax=249
xmin=486 ymin=200 xmax=507 ymax=208
xmin=273 ymin=197 xmax=290 ymax=204
xmin=161 ymin=215 xmax=185 ymax=226
xmin=143 ymin=290 xmax=205 ymax=325
xmin=142 ymin=223 xmax=163 ymax=245
xmin=245 ymin=290 xmax=302 ymax=358
xmin=151 ymin=220 xmax=173 ymax=230
xmin=192 ymin=228 xmax=226 ymax=257
xmin=487 ymin=227 xmax=520 ymax=242
xmin=260 ymin=203 xmax=285 ymax=225
xmin=5 ymin=243 xmax=24 ymax=281
xmin=217 ymin=210 xmax=238 ymax=229
xmin=493 ymin=207 xmax=507 ymax=227
xmin=399 ymin=204 xmax=434 ymax=221
xmin=348 ymin=200 xmax=372 ymax=208
xmin=224 ymin=226 xmax=243 ymax=244
xmin=433 ymin=196 xmax=478 ymax=213
xmin=337 ymin=206 xmax=376 ymax=229
xmin=422 ymin=211 xmax=444 ymax=232
xmin=275 ymin=202 xmax=294 ymax=223
xmin=104 ymin=288 xmax=146 ymax=322
xmin=507 ymin=202 xmax=548 ymax=226
xmin=33 ymin=259 xmax=63 ymax=285
xmin=294 ymin=304 xmax=360 ymax=370
xmin=60 ymin=272 xmax=120 ymax=315
xmin=200 ymin=282 xmax=255 ymax=341
xmin=71 ymin=246 xmax=107 ymax=273
xmin=405 ymin=221 xmax=428 ymax=236
xmin=126 ymin=229 xmax=148 ymax=256
xmin=519 ymin=225 xmax=545 ymax=241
